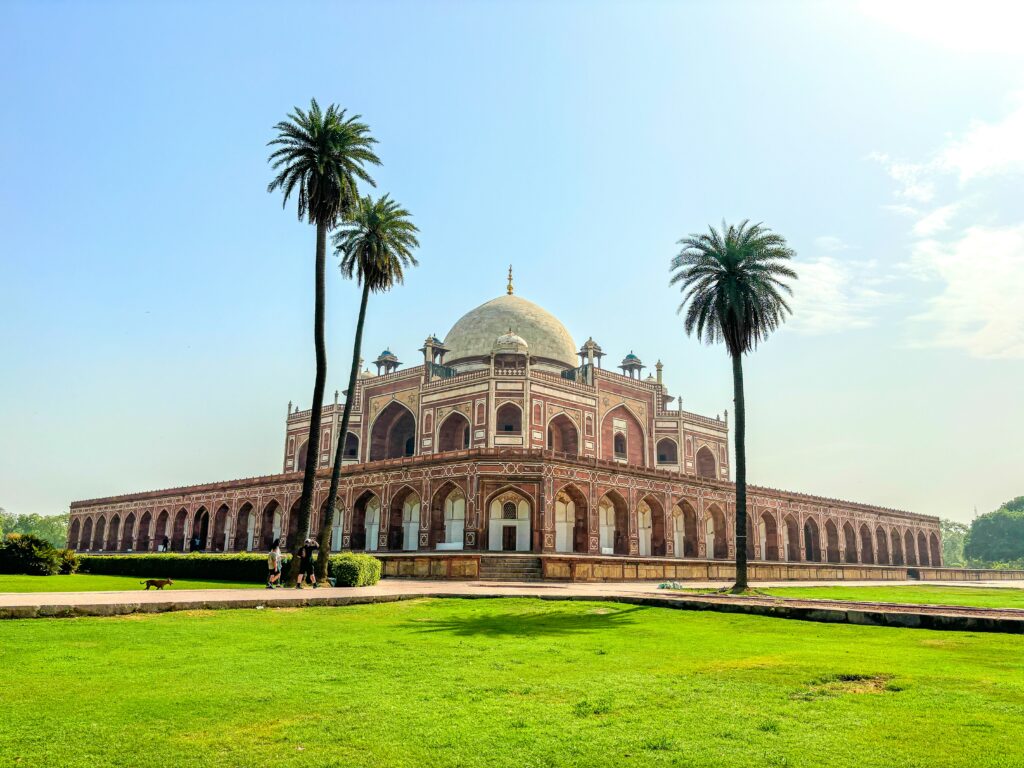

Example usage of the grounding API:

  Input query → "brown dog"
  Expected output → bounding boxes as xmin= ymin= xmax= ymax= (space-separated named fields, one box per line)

xmin=141 ymin=578 xmax=174 ymax=590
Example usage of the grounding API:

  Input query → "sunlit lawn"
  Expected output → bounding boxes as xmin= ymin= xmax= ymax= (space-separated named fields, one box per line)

xmin=0 ymin=574 xmax=259 ymax=593
xmin=2 ymin=598 xmax=1023 ymax=767
xmin=759 ymin=585 xmax=1024 ymax=610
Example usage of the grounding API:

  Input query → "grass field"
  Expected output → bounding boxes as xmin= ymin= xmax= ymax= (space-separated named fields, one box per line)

xmin=759 ymin=585 xmax=1024 ymax=610
xmin=2 ymin=598 xmax=1023 ymax=767
xmin=0 ymin=574 xmax=260 ymax=593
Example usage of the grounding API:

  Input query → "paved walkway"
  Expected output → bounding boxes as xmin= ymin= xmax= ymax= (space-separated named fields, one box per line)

xmin=2 ymin=579 xmax=1023 ymax=632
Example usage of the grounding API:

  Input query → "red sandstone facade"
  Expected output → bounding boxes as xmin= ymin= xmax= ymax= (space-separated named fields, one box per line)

xmin=67 ymin=288 xmax=942 ymax=570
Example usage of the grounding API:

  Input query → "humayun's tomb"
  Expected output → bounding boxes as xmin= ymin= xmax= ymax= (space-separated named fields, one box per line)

xmin=68 ymin=275 xmax=951 ymax=581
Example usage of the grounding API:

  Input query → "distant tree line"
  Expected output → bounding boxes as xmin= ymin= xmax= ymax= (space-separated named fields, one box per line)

xmin=941 ymin=496 xmax=1024 ymax=569
xmin=0 ymin=508 xmax=69 ymax=549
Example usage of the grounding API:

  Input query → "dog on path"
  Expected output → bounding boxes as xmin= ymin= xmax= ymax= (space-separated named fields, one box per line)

xmin=141 ymin=578 xmax=174 ymax=590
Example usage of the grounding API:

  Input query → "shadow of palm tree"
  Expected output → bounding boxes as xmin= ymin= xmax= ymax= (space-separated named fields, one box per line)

xmin=407 ymin=604 xmax=647 ymax=637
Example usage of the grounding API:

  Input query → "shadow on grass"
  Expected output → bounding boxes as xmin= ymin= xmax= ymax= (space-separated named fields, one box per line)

xmin=406 ymin=605 xmax=646 ymax=637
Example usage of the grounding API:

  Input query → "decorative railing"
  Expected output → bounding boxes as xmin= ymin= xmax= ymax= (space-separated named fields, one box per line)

xmin=560 ymin=363 xmax=591 ymax=383
xmin=428 ymin=362 xmax=456 ymax=379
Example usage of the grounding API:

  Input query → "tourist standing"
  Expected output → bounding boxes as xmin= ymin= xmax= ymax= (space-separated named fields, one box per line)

xmin=160 ymin=535 xmax=169 ymax=552
xmin=266 ymin=538 xmax=282 ymax=589
xmin=296 ymin=538 xmax=320 ymax=589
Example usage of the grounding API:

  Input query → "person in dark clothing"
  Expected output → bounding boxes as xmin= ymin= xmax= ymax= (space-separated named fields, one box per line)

xmin=160 ymin=535 xmax=170 ymax=552
xmin=295 ymin=538 xmax=320 ymax=589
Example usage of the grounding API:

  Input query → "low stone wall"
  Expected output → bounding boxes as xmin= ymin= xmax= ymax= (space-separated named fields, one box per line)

xmin=374 ymin=553 xmax=1024 ymax=583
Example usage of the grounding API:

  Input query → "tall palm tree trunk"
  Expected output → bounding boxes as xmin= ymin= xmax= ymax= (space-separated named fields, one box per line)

xmin=315 ymin=280 xmax=371 ymax=580
xmin=731 ymin=351 xmax=748 ymax=591
xmin=287 ymin=221 xmax=329 ymax=583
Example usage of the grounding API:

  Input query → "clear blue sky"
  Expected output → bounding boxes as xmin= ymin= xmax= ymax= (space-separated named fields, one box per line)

xmin=2 ymin=1 xmax=1022 ymax=522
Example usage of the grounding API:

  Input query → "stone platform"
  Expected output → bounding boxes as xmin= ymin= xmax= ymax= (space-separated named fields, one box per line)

xmin=3 ymin=578 xmax=1023 ymax=633
xmin=378 ymin=552 xmax=1024 ymax=583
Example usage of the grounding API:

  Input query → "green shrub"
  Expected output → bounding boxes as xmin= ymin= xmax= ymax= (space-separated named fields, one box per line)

xmin=57 ymin=548 xmax=80 ymax=575
xmin=76 ymin=552 xmax=382 ymax=586
xmin=327 ymin=553 xmax=382 ymax=587
xmin=78 ymin=553 xmax=290 ymax=582
xmin=0 ymin=533 xmax=61 ymax=576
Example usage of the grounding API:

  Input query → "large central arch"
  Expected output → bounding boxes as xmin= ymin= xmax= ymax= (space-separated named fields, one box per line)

xmin=430 ymin=482 xmax=466 ymax=550
xmin=598 ymin=490 xmax=629 ymax=555
xmin=672 ymin=501 xmax=699 ymax=558
xmin=369 ymin=401 xmax=417 ymax=461
xmin=487 ymin=489 xmax=531 ymax=552
xmin=705 ymin=504 xmax=728 ymax=559
xmin=601 ymin=406 xmax=646 ymax=467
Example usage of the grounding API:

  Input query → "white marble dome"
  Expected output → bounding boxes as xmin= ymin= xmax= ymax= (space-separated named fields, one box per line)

xmin=443 ymin=295 xmax=577 ymax=369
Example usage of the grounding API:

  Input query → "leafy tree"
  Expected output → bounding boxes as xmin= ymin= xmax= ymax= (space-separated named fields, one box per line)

xmin=267 ymin=100 xmax=379 ymax=581
xmin=964 ymin=504 xmax=1024 ymax=563
xmin=1001 ymin=496 xmax=1024 ymax=513
xmin=0 ymin=511 xmax=68 ymax=548
xmin=670 ymin=221 xmax=796 ymax=591
xmin=0 ymin=533 xmax=61 ymax=575
xmin=940 ymin=518 xmax=969 ymax=567
xmin=316 ymin=195 xmax=420 ymax=579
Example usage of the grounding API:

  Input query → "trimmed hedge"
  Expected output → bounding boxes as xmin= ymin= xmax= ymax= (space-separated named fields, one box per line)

xmin=78 ymin=552 xmax=381 ymax=587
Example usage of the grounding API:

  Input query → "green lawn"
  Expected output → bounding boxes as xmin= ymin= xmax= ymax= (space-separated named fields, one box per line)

xmin=0 ymin=574 xmax=260 ymax=593
xmin=759 ymin=585 xmax=1024 ymax=610
xmin=2 ymin=599 xmax=1023 ymax=767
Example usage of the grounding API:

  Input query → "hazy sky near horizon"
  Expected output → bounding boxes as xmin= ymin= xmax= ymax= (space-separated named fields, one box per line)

xmin=2 ymin=1 xmax=1022 ymax=523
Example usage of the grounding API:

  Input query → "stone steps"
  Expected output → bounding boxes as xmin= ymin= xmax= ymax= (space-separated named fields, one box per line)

xmin=479 ymin=556 xmax=543 ymax=581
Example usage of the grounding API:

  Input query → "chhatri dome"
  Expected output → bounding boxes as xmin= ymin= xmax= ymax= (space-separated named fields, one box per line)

xmin=441 ymin=267 xmax=578 ymax=371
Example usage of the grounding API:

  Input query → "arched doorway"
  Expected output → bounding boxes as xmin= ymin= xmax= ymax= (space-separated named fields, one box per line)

xmin=212 ymin=505 xmax=231 ymax=552
xmin=81 ymin=517 xmax=93 ymax=551
xmin=93 ymin=516 xmax=106 ymax=551
xmin=803 ymin=517 xmax=821 ymax=562
xmin=759 ymin=511 xmax=780 ymax=561
xmin=137 ymin=511 xmax=152 ymax=551
xmin=859 ymin=524 xmax=874 ymax=564
xmin=487 ymin=490 xmax=531 ymax=552
xmin=296 ymin=441 xmax=309 ymax=472
xmin=696 ymin=446 xmax=716 ymax=479
xmin=429 ymin=483 xmax=466 ymax=550
xmin=842 ymin=522 xmax=857 ymax=563
xmin=350 ymin=491 xmax=380 ymax=551
xmin=782 ymin=514 xmax=800 ymax=561
xmin=191 ymin=507 xmax=210 ymax=551
xmin=555 ymin=484 xmax=588 ymax=553
xmin=601 ymin=406 xmax=645 ymax=466
xmin=929 ymin=532 xmax=941 ymax=566
xmin=672 ymin=502 xmax=699 ymax=558
xmin=259 ymin=501 xmax=282 ymax=551
xmin=904 ymin=530 xmax=917 ymax=566
xmin=824 ymin=519 xmax=840 ymax=563
xmin=122 ymin=514 xmax=136 ymax=552
xmin=69 ymin=518 xmax=81 ymax=550
xmin=656 ymin=438 xmax=679 ymax=466
xmin=171 ymin=509 xmax=188 ymax=551
xmin=234 ymin=503 xmax=254 ymax=551
xmin=890 ymin=529 xmax=904 ymax=566
xmin=917 ymin=531 xmax=930 ymax=566
xmin=705 ymin=504 xmax=728 ymax=559
xmin=876 ymin=526 xmax=890 ymax=565
xmin=436 ymin=411 xmax=471 ymax=453
xmin=636 ymin=497 xmax=665 ymax=556
xmin=547 ymin=414 xmax=579 ymax=456
xmin=598 ymin=491 xmax=629 ymax=555
xmin=369 ymin=402 xmax=416 ymax=460
xmin=154 ymin=510 xmax=170 ymax=551
xmin=388 ymin=487 xmax=421 ymax=551
xmin=106 ymin=515 xmax=120 ymax=551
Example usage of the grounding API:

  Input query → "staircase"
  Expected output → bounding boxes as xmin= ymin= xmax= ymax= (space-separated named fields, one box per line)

xmin=479 ymin=555 xmax=543 ymax=581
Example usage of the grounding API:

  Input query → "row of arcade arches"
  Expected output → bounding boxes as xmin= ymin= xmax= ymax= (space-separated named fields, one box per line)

xmin=68 ymin=490 xmax=941 ymax=567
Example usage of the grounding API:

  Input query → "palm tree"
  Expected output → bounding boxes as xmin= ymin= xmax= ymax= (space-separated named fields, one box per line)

xmin=670 ymin=221 xmax=796 ymax=591
xmin=315 ymin=195 xmax=420 ymax=579
xmin=267 ymin=100 xmax=379 ymax=580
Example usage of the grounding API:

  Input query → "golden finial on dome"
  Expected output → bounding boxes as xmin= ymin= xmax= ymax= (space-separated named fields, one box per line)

xmin=507 ymin=264 xmax=514 ymax=295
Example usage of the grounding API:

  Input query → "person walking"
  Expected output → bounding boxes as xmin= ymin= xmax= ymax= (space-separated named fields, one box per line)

xmin=266 ymin=538 xmax=283 ymax=589
xmin=296 ymin=538 xmax=320 ymax=589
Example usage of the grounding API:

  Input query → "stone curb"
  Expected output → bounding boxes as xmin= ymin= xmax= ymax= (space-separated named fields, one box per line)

xmin=1 ymin=591 xmax=1022 ymax=633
